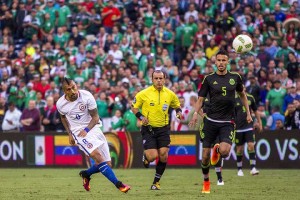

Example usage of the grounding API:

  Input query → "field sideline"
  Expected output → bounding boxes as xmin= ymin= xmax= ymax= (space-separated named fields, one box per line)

xmin=0 ymin=169 xmax=299 ymax=200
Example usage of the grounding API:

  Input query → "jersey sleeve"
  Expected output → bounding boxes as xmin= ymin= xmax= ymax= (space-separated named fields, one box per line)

xmin=170 ymin=92 xmax=180 ymax=109
xmin=236 ymin=74 xmax=244 ymax=92
xmin=56 ymin=99 xmax=65 ymax=115
xmin=86 ymin=91 xmax=97 ymax=110
xmin=132 ymin=92 xmax=143 ymax=109
xmin=198 ymin=76 xmax=209 ymax=97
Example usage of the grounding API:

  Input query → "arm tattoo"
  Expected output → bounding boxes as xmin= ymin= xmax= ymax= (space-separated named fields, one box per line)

xmin=87 ymin=108 xmax=100 ymax=130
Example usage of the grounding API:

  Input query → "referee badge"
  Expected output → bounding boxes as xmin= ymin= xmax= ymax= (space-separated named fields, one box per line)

xmin=162 ymin=104 xmax=168 ymax=111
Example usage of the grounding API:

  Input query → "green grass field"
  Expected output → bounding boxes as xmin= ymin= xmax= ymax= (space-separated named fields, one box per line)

xmin=0 ymin=169 xmax=299 ymax=200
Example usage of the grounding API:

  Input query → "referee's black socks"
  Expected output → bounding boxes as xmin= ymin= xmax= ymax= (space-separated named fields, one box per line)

xmin=153 ymin=161 xmax=167 ymax=184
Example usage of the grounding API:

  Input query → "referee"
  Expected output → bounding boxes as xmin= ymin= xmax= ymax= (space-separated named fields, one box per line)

xmin=131 ymin=70 xmax=182 ymax=190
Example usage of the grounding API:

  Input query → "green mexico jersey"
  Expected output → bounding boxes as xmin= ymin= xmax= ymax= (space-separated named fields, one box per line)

xmin=54 ymin=34 xmax=69 ymax=48
xmin=44 ymin=6 xmax=58 ymax=24
xmin=96 ymin=100 xmax=110 ymax=118
xmin=24 ymin=17 xmax=41 ymax=39
xmin=144 ymin=12 xmax=154 ymax=28
xmin=42 ymin=20 xmax=54 ymax=33
xmin=266 ymin=88 xmax=286 ymax=113
xmin=57 ymin=5 xmax=71 ymax=27
xmin=181 ymin=23 xmax=197 ymax=47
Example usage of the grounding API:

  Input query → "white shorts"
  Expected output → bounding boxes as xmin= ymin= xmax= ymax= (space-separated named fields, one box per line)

xmin=72 ymin=126 xmax=111 ymax=162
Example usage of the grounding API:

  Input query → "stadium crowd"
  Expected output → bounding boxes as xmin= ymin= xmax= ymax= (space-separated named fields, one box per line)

xmin=0 ymin=0 xmax=299 ymax=133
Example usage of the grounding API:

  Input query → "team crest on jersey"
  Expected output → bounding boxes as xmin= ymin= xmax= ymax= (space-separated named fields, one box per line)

xmin=133 ymin=97 xmax=136 ymax=104
xmin=79 ymin=104 xmax=86 ymax=111
xmin=229 ymin=78 xmax=235 ymax=85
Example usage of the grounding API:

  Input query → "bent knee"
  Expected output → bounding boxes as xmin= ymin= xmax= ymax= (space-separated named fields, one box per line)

xmin=219 ymin=149 xmax=230 ymax=158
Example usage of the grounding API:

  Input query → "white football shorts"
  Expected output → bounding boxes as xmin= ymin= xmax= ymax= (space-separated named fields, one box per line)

xmin=72 ymin=125 xmax=111 ymax=162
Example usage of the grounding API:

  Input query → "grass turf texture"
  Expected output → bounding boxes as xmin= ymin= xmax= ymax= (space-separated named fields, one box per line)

xmin=0 ymin=169 xmax=299 ymax=200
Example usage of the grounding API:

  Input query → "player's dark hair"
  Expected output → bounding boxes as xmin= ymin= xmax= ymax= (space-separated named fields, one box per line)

xmin=152 ymin=70 xmax=166 ymax=79
xmin=64 ymin=77 xmax=70 ymax=85
xmin=216 ymin=49 xmax=229 ymax=57
xmin=62 ymin=77 xmax=74 ymax=89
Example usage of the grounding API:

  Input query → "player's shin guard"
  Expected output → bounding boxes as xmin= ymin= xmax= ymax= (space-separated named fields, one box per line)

xmin=98 ymin=162 xmax=118 ymax=185
xmin=236 ymin=152 xmax=243 ymax=170
xmin=201 ymin=162 xmax=210 ymax=181
xmin=86 ymin=164 xmax=100 ymax=176
xmin=153 ymin=161 xmax=167 ymax=184
xmin=249 ymin=150 xmax=256 ymax=169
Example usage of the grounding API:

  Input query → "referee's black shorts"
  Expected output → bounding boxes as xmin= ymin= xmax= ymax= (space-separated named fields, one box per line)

xmin=201 ymin=117 xmax=235 ymax=148
xmin=141 ymin=125 xmax=170 ymax=150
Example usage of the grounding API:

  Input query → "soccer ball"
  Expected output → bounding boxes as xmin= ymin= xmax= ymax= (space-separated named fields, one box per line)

xmin=232 ymin=34 xmax=253 ymax=53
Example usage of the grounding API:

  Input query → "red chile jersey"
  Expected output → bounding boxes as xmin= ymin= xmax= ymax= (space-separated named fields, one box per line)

xmin=235 ymin=93 xmax=257 ymax=130
xmin=198 ymin=72 xmax=243 ymax=121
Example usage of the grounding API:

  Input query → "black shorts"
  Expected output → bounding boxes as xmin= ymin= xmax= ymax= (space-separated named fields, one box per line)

xmin=141 ymin=125 xmax=170 ymax=150
xmin=201 ymin=117 xmax=235 ymax=148
xmin=235 ymin=130 xmax=255 ymax=146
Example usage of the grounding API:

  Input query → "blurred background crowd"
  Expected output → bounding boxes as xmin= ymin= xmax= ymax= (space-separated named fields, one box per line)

xmin=0 ymin=0 xmax=300 ymax=133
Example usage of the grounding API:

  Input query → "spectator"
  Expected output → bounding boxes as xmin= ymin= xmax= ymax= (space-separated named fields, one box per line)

xmin=286 ymin=52 xmax=300 ymax=82
xmin=275 ymin=119 xmax=285 ymax=130
xmin=121 ymin=102 xmax=139 ymax=132
xmin=20 ymin=100 xmax=40 ymax=131
xmin=15 ymin=1 xmax=27 ymax=38
xmin=110 ymin=109 xmax=123 ymax=131
xmin=45 ymin=81 xmax=59 ymax=99
xmin=22 ymin=8 xmax=41 ymax=41
xmin=36 ymin=91 xmax=47 ymax=113
xmin=266 ymin=80 xmax=286 ymax=114
xmin=283 ymin=84 xmax=300 ymax=113
xmin=284 ymin=103 xmax=298 ymax=130
xmin=126 ymin=0 xmax=139 ymax=23
xmin=24 ymin=82 xmax=37 ymax=108
xmin=265 ymin=106 xmax=285 ymax=131
xmin=257 ymin=103 xmax=268 ymax=128
xmin=171 ymin=96 xmax=189 ymax=131
xmin=108 ymin=43 xmax=123 ymax=65
xmin=294 ymin=99 xmax=300 ymax=129
xmin=217 ymin=0 xmax=232 ymax=14
xmin=184 ymin=3 xmax=198 ymax=23
xmin=186 ymin=95 xmax=201 ymax=130
xmin=2 ymin=102 xmax=21 ymax=132
xmin=56 ymin=0 xmax=72 ymax=28
xmin=41 ymin=96 xmax=57 ymax=131
xmin=101 ymin=0 xmax=121 ymax=34
xmin=96 ymin=92 xmax=112 ymax=132
xmin=246 ymin=76 xmax=260 ymax=104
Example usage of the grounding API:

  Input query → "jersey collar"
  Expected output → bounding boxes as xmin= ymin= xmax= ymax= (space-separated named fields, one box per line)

xmin=151 ymin=85 xmax=165 ymax=92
